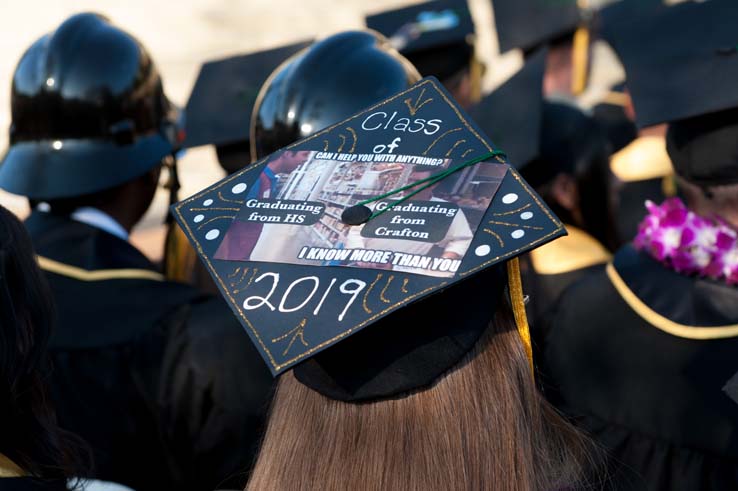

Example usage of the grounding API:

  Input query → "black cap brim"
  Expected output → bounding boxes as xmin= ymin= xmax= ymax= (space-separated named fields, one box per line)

xmin=0 ymin=135 xmax=172 ymax=200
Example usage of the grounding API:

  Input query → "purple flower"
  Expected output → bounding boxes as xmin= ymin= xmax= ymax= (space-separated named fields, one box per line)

xmin=634 ymin=197 xmax=738 ymax=286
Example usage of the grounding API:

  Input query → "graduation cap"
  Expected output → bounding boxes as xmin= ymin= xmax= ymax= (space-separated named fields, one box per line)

xmin=492 ymin=0 xmax=582 ymax=55
xmin=470 ymin=48 xmax=609 ymax=188
xmin=608 ymin=0 xmax=737 ymax=129
xmin=492 ymin=0 xmax=593 ymax=95
xmin=172 ymin=77 xmax=565 ymax=402
xmin=607 ymin=0 xmax=738 ymax=186
xmin=469 ymin=48 xmax=547 ymax=169
xmin=182 ymin=41 xmax=312 ymax=170
xmin=596 ymin=0 xmax=669 ymax=48
xmin=365 ymin=0 xmax=476 ymax=82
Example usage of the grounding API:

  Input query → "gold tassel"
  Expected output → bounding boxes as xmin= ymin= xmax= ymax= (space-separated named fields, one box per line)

xmin=164 ymin=222 xmax=197 ymax=283
xmin=469 ymin=54 xmax=483 ymax=105
xmin=0 ymin=454 xmax=25 ymax=478
xmin=662 ymin=175 xmax=678 ymax=198
xmin=507 ymin=257 xmax=534 ymax=376
xmin=571 ymin=25 xmax=590 ymax=95
xmin=571 ymin=0 xmax=591 ymax=96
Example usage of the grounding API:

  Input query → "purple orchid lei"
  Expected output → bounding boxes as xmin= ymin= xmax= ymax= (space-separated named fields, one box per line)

xmin=634 ymin=197 xmax=738 ymax=285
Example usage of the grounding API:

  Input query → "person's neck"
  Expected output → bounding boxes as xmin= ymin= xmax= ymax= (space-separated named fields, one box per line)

xmin=95 ymin=204 xmax=139 ymax=233
xmin=638 ymin=124 xmax=666 ymax=138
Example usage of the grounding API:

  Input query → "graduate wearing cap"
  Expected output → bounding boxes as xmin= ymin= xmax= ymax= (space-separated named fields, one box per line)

xmin=492 ymin=0 xmax=592 ymax=97
xmin=183 ymin=41 xmax=311 ymax=174
xmin=172 ymin=31 xmax=599 ymax=491
xmin=0 ymin=14 xmax=274 ymax=490
xmin=366 ymin=0 xmax=483 ymax=108
xmin=545 ymin=1 xmax=738 ymax=488
xmin=596 ymin=0 xmax=678 ymax=244
xmin=469 ymin=49 xmax=616 ymax=358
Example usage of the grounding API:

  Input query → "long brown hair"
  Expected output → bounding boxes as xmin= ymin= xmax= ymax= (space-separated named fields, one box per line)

xmin=247 ymin=302 xmax=598 ymax=491
xmin=0 ymin=205 xmax=90 ymax=482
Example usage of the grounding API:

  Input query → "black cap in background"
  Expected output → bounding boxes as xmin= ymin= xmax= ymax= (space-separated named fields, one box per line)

xmin=596 ymin=0 xmax=669 ymax=47
xmin=183 ymin=40 xmax=312 ymax=150
xmin=366 ymin=0 xmax=475 ymax=81
xmin=608 ymin=0 xmax=738 ymax=129
xmin=469 ymin=48 xmax=547 ymax=168
xmin=492 ymin=0 xmax=582 ymax=55
xmin=607 ymin=0 xmax=738 ymax=185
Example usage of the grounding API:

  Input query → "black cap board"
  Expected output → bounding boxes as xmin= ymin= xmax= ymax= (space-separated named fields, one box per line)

xmin=183 ymin=41 xmax=312 ymax=149
xmin=608 ymin=0 xmax=738 ymax=129
xmin=172 ymin=77 xmax=564 ymax=401
xmin=492 ymin=0 xmax=582 ymax=55
xmin=469 ymin=48 xmax=547 ymax=169
xmin=596 ymin=0 xmax=669 ymax=47
xmin=607 ymin=0 xmax=738 ymax=185
xmin=365 ymin=0 xmax=475 ymax=81
xmin=366 ymin=0 xmax=474 ymax=55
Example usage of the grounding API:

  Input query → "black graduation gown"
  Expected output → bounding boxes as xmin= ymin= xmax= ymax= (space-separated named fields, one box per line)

xmin=545 ymin=244 xmax=738 ymax=490
xmin=521 ymin=225 xmax=611 ymax=371
xmin=24 ymin=211 xmax=274 ymax=491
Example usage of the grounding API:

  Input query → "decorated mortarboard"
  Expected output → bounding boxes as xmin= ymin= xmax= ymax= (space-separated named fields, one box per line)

xmin=365 ymin=0 xmax=475 ymax=81
xmin=172 ymin=77 xmax=564 ymax=401
xmin=492 ymin=0 xmax=582 ymax=55
xmin=183 ymin=41 xmax=312 ymax=150
xmin=469 ymin=48 xmax=547 ymax=169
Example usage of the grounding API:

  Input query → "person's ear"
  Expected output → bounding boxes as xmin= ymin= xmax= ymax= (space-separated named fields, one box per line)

xmin=550 ymin=173 xmax=578 ymax=212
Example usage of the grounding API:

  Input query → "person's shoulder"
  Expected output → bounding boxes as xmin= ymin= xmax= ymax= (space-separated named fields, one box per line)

xmin=554 ymin=262 xmax=613 ymax=314
xmin=165 ymin=293 xmax=271 ymax=375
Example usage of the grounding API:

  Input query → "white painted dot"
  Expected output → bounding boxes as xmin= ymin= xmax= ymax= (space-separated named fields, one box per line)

xmin=475 ymin=244 xmax=491 ymax=257
xmin=193 ymin=214 xmax=205 ymax=223
xmin=205 ymin=229 xmax=220 ymax=240
xmin=502 ymin=193 xmax=519 ymax=204
xmin=52 ymin=140 xmax=63 ymax=150
xmin=231 ymin=183 xmax=247 ymax=194
xmin=511 ymin=229 xmax=525 ymax=239
xmin=46 ymin=77 xmax=55 ymax=87
xmin=520 ymin=211 xmax=533 ymax=220
xmin=203 ymin=199 xmax=213 ymax=206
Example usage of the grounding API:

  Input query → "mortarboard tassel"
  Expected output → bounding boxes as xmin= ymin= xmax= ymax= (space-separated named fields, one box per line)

xmin=469 ymin=42 xmax=484 ymax=105
xmin=571 ymin=0 xmax=591 ymax=96
xmin=162 ymin=155 xmax=197 ymax=282
xmin=507 ymin=256 xmax=534 ymax=376
xmin=571 ymin=25 xmax=589 ymax=95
